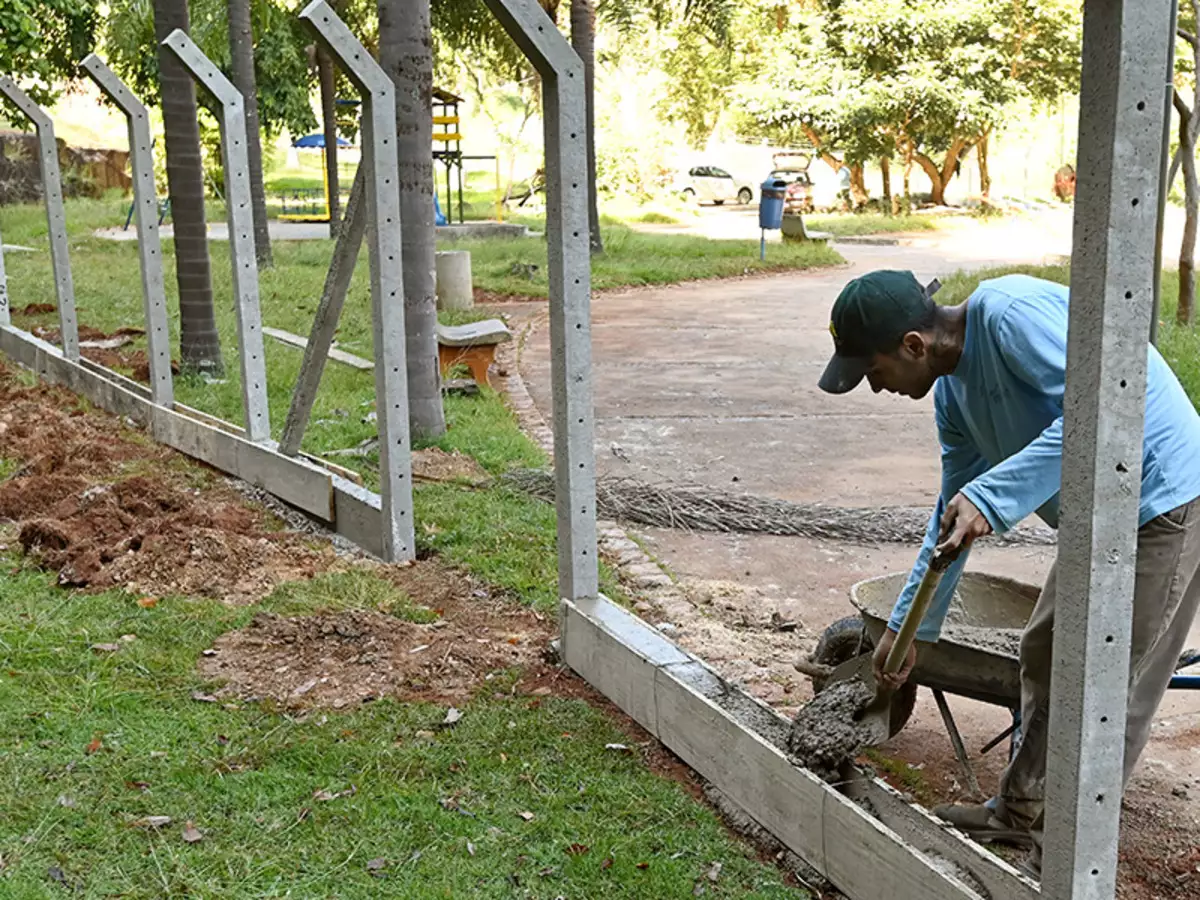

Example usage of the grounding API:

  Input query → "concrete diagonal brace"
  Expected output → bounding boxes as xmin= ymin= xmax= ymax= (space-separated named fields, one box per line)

xmin=79 ymin=55 xmax=175 ymax=408
xmin=0 ymin=77 xmax=79 ymax=359
xmin=298 ymin=0 xmax=416 ymax=563
xmin=560 ymin=594 xmax=1040 ymax=900
xmin=482 ymin=0 xmax=598 ymax=602
xmin=1045 ymin=1 xmax=1177 ymax=897
xmin=161 ymin=31 xmax=271 ymax=443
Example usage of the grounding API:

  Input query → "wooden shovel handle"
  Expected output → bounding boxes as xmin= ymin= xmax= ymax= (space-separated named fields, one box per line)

xmin=882 ymin=550 xmax=954 ymax=677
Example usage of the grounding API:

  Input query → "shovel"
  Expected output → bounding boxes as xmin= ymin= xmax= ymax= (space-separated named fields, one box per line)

xmin=815 ymin=549 xmax=955 ymax=749
xmin=852 ymin=548 xmax=956 ymax=743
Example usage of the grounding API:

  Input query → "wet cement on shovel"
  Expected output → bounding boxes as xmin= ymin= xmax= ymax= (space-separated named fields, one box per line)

xmin=786 ymin=679 xmax=878 ymax=781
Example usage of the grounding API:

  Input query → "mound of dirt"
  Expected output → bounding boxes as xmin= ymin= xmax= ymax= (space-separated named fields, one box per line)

xmin=0 ymin=364 xmax=333 ymax=602
xmin=199 ymin=581 xmax=553 ymax=709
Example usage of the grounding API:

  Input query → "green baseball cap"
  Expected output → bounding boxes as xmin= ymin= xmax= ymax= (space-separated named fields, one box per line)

xmin=818 ymin=270 xmax=938 ymax=394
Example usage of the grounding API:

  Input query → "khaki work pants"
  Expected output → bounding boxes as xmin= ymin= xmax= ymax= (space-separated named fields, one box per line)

xmin=993 ymin=498 xmax=1200 ymax=842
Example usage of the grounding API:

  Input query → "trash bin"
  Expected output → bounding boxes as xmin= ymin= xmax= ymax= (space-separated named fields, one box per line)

xmin=759 ymin=177 xmax=788 ymax=230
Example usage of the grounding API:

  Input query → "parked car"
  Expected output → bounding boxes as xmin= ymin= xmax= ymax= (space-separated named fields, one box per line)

xmin=675 ymin=165 xmax=755 ymax=205
xmin=769 ymin=167 xmax=815 ymax=214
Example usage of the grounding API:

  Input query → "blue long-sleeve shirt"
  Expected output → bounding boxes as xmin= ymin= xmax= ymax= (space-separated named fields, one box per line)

xmin=891 ymin=274 xmax=1200 ymax=641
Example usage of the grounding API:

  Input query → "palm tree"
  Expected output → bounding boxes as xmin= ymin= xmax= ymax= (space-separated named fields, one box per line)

xmin=152 ymin=0 xmax=223 ymax=375
xmin=379 ymin=0 xmax=446 ymax=438
xmin=570 ymin=0 xmax=603 ymax=254
xmin=316 ymin=47 xmax=341 ymax=237
xmin=227 ymin=0 xmax=273 ymax=267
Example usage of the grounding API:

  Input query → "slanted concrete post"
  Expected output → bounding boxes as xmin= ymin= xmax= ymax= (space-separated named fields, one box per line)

xmin=0 ymin=77 xmax=78 ymax=358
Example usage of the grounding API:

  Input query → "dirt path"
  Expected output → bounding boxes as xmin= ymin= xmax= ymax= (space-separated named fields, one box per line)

xmin=516 ymin=235 xmax=1200 ymax=899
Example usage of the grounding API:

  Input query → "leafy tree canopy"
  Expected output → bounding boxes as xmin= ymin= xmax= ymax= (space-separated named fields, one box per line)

xmin=0 ymin=0 xmax=97 ymax=110
xmin=104 ymin=0 xmax=316 ymax=140
xmin=740 ymin=0 xmax=1081 ymax=197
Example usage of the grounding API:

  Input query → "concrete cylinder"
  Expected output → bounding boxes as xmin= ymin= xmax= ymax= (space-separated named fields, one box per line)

xmin=435 ymin=250 xmax=473 ymax=310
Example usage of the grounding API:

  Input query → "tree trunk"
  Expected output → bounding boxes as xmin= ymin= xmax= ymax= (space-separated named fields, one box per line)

xmin=914 ymin=153 xmax=947 ymax=206
xmin=318 ymin=47 xmax=341 ymax=237
xmin=378 ymin=0 xmax=445 ymax=438
xmin=849 ymin=164 xmax=867 ymax=208
xmin=1178 ymin=100 xmax=1197 ymax=326
xmin=153 ymin=0 xmax=223 ymax=375
xmin=570 ymin=0 xmax=603 ymax=254
xmin=880 ymin=156 xmax=892 ymax=210
xmin=800 ymin=124 xmax=843 ymax=172
xmin=977 ymin=130 xmax=991 ymax=200
xmin=227 ymin=0 xmax=272 ymax=267
xmin=902 ymin=140 xmax=914 ymax=214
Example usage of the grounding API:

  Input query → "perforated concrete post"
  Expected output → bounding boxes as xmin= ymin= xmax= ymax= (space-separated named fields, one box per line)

xmin=161 ymin=31 xmax=270 ymax=442
xmin=1045 ymin=2 xmax=1175 ymax=897
xmin=299 ymin=0 xmax=416 ymax=563
xmin=80 ymin=55 xmax=175 ymax=408
xmin=482 ymin=0 xmax=598 ymax=603
xmin=0 ymin=77 xmax=78 ymax=359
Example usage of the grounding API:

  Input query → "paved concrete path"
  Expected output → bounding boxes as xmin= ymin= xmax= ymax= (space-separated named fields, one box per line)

xmin=521 ymin=220 xmax=1071 ymax=509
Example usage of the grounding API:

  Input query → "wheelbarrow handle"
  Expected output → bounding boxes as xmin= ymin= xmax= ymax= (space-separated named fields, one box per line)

xmin=882 ymin=550 xmax=954 ymax=677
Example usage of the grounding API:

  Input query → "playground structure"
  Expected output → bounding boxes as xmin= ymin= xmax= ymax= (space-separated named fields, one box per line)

xmin=0 ymin=2 xmax=1180 ymax=899
xmin=277 ymin=131 xmax=353 ymax=223
xmin=432 ymin=87 xmax=501 ymax=224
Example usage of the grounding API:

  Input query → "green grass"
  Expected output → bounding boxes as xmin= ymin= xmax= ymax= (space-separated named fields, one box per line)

xmin=460 ymin=220 xmax=842 ymax=299
xmin=804 ymin=212 xmax=944 ymax=237
xmin=0 ymin=559 xmax=800 ymax=898
xmin=935 ymin=263 xmax=1200 ymax=408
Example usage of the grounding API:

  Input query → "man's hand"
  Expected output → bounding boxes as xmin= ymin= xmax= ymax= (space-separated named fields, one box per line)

xmin=873 ymin=627 xmax=917 ymax=690
xmin=937 ymin=492 xmax=992 ymax=557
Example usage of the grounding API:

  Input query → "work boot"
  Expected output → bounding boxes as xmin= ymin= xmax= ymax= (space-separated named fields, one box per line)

xmin=931 ymin=802 xmax=1034 ymax=849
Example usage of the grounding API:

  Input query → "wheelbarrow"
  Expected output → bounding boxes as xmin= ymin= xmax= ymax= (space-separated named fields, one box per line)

xmin=801 ymin=571 xmax=1200 ymax=794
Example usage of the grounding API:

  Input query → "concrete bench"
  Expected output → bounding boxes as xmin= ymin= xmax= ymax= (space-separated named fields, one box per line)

xmin=436 ymin=319 xmax=512 ymax=389
xmin=781 ymin=214 xmax=833 ymax=244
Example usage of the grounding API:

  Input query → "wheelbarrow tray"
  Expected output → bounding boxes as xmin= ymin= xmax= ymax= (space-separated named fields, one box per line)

xmin=851 ymin=571 xmax=1041 ymax=708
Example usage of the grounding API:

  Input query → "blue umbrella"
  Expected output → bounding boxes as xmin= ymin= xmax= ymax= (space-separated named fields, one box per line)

xmin=292 ymin=133 xmax=351 ymax=149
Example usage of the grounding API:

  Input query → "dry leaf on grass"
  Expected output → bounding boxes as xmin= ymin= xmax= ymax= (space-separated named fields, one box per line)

xmin=132 ymin=816 xmax=172 ymax=830
xmin=517 ymin=811 xmax=535 ymax=822
xmin=182 ymin=822 xmax=203 ymax=844
xmin=90 ymin=643 xmax=121 ymax=653
xmin=566 ymin=843 xmax=589 ymax=856
xmin=442 ymin=707 xmax=463 ymax=727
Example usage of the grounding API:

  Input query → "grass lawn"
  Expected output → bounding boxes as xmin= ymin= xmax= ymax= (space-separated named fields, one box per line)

xmin=0 ymin=194 xmax=809 ymax=896
xmin=0 ymin=549 xmax=798 ymax=898
xmin=804 ymin=211 xmax=946 ymax=237
xmin=458 ymin=220 xmax=841 ymax=299
xmin=936 ymin=264 xmax=1200 ymax=408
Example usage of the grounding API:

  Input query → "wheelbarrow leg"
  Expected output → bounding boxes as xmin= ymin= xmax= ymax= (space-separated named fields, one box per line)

xmin=932 ymin=689 xmax=983 ymax=797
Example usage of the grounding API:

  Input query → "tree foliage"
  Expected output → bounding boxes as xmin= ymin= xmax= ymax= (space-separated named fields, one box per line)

xmin=741 ymin=0 xmax=1081 ymax=204
xmin=104 ymin=0 xmax=316 ymax=140
xmin=0 ymin=0 xmax=97 ymax=111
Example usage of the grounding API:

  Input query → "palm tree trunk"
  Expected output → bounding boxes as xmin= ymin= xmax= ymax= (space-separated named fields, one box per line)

xmin=378 ymin=0 xmax=445 ymax=438
xmin=570 ymin=0 xmax=603 ymax=254
xmin=227 ymin=0 xmax=272 ymax=267
xmin=153 ymin=0 xmax=223 ymax=375
xmin=317 ymin=47 xmax=341 ymax=238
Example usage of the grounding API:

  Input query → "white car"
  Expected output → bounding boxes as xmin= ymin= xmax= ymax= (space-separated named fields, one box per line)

xmin=675 ymin=165 xmax=755 ymax=205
